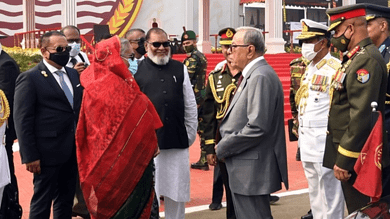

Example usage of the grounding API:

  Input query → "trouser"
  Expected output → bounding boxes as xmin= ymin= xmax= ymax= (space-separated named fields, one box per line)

xmin=219 ymin=161 xmax=236 ymax=219
xmin=5 ymin=139 xmax=17 ymax=197
xmin=211 ymin=162 xmax=223 ymax=204
xmin=164 ymin=196 xmax=185 ymax=219
xmin=231 ymin=193 xmax=272 ymax=219
xmin=302 ymin=161 xmax=344 ymax=219
xmin=29 ymin=154 xmax=77 ymax=219
xmin=72 ymin=173 xmax=89 ymax=216
xmin=341 ymin=172 xmax=370 ymax=214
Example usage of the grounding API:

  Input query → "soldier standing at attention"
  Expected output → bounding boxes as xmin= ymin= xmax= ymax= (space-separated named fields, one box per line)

xmin=324 ymin=4 xmax=389 ymax=213
xmin=182 ymin=29 xmax=208 ymax=170
xmin=295 ymin=19 xmax=344 ymax=219
xmin=202 ymin=27 xmax=240 ymax=218
xmin=365 ymin=3 xmax=390 ymax=198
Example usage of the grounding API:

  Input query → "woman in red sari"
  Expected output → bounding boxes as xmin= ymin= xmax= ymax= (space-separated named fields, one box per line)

xmin=76 ymin=36 xmax=162 ymax=219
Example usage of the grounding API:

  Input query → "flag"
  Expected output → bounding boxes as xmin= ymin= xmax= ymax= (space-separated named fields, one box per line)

xmin=353 ymin=111 xmax=383 ymax=202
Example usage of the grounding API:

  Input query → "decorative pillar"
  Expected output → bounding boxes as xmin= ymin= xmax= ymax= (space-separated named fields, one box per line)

xmin=265 ymin=0 xmax=286 ymax=54
xmin=342 ymin=0 xmax=356 ymax=5
xmin=62 ymin=0 xmax=77 ymax=27
xmin=23 ymin=0 xmax=36 ymax=48
xmin=197 ymin=0 xmax=212 ymax=53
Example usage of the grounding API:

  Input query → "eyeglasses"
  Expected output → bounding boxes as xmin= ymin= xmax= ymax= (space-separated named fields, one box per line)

xmin=228 ymin=44 xmax=250 ymax=50
xmin=148 ymin=41 xmax=170 ymax=48
xmin=46 ymin=46 xmax=72 ymax=53
xmin=67 ymin=38 xmax=81 ymax=44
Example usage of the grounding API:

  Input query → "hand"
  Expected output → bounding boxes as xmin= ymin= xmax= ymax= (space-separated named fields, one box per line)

xmin=74 ymin=62 xmax=86 ymax=74
xmin=207 ymin=154 xmax=217 ymax=166
xmin=154 ymin=147 xmax=160 ymax=157
xmin=26 ymin=160 xmax=41 ymax=174
xmin=333 ymin=165 xmax=351 ymax=182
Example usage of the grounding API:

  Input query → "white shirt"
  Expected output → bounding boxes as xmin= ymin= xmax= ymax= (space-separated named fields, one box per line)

xmin=43 ymin=59 xmax=74 ymax=96
xmin=66 ymin=51 xmax=90 ymax=68
xmin=242 ymin=56 xmax=265 ymax=78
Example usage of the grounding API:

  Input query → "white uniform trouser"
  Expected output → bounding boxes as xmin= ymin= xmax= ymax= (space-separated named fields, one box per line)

xmin=302 ymin=161 xmax=344 ymax=219
xmin=164 ymin=196 xmax=185 ymax=219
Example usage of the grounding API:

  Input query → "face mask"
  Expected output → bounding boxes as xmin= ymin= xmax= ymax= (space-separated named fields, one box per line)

xmin=183 ymin=44 xmax=195 ymax=53
xmin=331 ymin=26 xmax=351 ymax=52
xmin=49 ymin=50 xmax=70 ymax=67
xmin=301 ymin=40 xmax=323 ymax=61
xmin=128 ymin=58 xmax=138 ymax=75
xmin=136 ymin=38 xmax=146 ymax=56
xmin=68 ymin=42 xmax=80 ymax=57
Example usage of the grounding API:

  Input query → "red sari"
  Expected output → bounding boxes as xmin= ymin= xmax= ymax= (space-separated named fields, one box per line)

xmin=76 ymin=36 xmax=162 ymax=219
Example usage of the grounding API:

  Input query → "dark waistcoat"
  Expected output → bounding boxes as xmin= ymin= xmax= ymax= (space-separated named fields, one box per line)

xmin=135 ymin=57 xmax=189 ymax=149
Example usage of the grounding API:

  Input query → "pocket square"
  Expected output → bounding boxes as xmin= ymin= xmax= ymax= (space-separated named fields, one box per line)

xmin=76 ymin=84 xmax=81 ymax=87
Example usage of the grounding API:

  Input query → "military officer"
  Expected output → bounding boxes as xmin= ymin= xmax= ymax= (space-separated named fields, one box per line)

xmin=202 ymin=27 xmax=240 ymax=219
xmin=295 ymin=19 xmax=344 ymax=219
xmin=324 ymin=4 xmax=389 ymax=213
xmin=182 ymin=29 xmax=209 ymax=170
xmin=365 ymin=3 xmax=390 ymax=198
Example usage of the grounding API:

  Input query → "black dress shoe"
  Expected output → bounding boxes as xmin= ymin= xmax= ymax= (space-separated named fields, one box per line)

xmin=269 ymin=195 xmax=280 ymax=204
xmin=209 ymin=203 xmax=222 ymax=210
xmin=301 ymin=209 xmax=313 ymax=219
xmin=190 ymin=161 xmax=209 ymax=170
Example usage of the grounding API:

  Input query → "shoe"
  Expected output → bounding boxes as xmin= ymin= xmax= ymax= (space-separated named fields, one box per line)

xmin=209 ymin=203 xmax=222 ymax=210
xmin=301 ymin=209 xmax=313 ymax=219
xmin=191 ymin=150 xmax=209 ymax=170
xmin=72 ymin=211 xmax=91 ymax=219
xmin=296 ymin=147 xmax=301 ymax=161
xmin=191 ymin=161 xmax=209 ymax=170
xmin=269 ymin=195 xmax=279 ymax=204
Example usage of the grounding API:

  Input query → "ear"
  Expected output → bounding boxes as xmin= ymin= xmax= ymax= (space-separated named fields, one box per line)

xmin=144 ymin=42 xmax=148 ymax=52
xmin=380 ymin=20 xmax=387 ymax=32
xmin=246 ymin=45 xmax=256 ymax=59
xmin=40 ymin=47 xmax=47 ymax=56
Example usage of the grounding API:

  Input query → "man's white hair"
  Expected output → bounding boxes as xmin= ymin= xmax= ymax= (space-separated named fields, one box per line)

xmin=236 ymin=26 xmax=265 ymax=54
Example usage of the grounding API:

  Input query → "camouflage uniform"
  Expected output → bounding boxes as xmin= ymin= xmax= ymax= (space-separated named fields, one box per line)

xmin=182 ymin=30 xmax=208 ymax=169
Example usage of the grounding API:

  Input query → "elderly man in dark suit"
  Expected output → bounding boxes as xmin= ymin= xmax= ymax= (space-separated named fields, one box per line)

xmin=216 ymin=27 xmax=289 ymax=219
xmin=0 ymin=35 xmax=20 ymax=197
xmin=14 ymin=31 xmax=83 ymax=219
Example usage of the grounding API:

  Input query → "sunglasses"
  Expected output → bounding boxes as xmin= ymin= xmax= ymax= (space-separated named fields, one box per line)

xmin=46 ymin=46 xmax=72 ymax=53
xmin=148 ymin=41 xmax=170 ymax=48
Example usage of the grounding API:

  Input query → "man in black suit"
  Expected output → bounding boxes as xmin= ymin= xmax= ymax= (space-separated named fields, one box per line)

xmin=0 ymin=35 xmax=20 ymax=196
xmin=14 ymin=31 xmax=83 ymax=219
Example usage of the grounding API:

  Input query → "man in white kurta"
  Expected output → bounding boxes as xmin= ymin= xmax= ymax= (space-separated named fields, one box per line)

xmin=134 ymin=27 xmax=198 ymax=219
xmin=295 ymin=19 xmax=345 ymax=219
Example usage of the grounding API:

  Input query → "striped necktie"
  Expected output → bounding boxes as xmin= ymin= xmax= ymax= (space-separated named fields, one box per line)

xmin=54 ymin=70 xmax=73 ymax=108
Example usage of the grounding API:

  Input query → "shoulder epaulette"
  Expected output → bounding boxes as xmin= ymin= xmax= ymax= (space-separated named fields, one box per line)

xmin=327 ymin=57 xmax=341 ymax=70
xmin=290 ymin=57 xmax=303 ymax=66
xmin=316 ymin=59 xmax=327 ymax=69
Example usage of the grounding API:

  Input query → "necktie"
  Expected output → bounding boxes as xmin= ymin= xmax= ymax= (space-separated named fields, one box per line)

xmin=54 ymin=70 xmax=73 ymax=108
xmin=70 ymin=57 xmax=77 ymax=66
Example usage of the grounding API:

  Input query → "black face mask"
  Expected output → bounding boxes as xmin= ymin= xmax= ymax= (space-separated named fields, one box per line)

xmin=136 ymin=38 xmax=146 ymax=56
xmin=49 ymin=50 xmax=70 ymax=67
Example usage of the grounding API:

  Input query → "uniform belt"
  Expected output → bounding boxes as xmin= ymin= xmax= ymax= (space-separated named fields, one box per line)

xmin=299 ymin=118 xmax=328 ymax=128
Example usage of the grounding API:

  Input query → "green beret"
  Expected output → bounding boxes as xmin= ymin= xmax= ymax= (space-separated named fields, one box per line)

xmin=181 ymin=30 xmax=196 ymax=42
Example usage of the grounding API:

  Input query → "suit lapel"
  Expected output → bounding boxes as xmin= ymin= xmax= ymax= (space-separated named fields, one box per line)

xmin=223 ymin=59 xmax=267 ymax=121
xmin=38 ymin=62 xmax=73 ymax=110
xmin=66 ymin=68 xmax=81 ymax=108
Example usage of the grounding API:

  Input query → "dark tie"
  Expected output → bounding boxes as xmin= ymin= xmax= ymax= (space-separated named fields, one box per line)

xmin=70 ymin=57 xmax=77 ymax=66
xmin=232 ymin=74 xmax=244 ymax=98
xmin=54 ymin=70 xmax=73 ymax=108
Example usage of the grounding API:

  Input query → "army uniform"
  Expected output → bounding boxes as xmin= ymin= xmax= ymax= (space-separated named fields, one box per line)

xmin=182 ymin=30 xmax=208 ymax=170
xmin=201 ymin=27 xmax=238 ymax=219
xmin=366 ymin=3 xmax=390 ymax=198
xmin=324 ymin=4 xmax=390 ymax=213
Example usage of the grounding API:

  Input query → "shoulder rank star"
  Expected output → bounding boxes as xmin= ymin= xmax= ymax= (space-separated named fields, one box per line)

xmin=41 ymin=71 xmax=48 ymax=77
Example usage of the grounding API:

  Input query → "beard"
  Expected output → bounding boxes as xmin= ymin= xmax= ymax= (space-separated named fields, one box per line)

xmin=148 ymin=50 xmax=170 ymax=65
